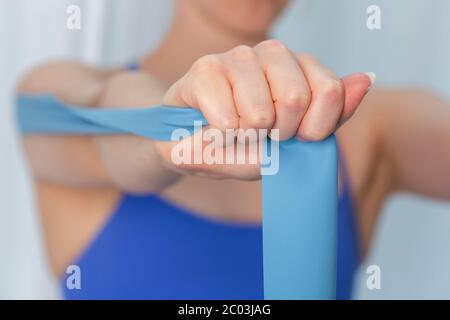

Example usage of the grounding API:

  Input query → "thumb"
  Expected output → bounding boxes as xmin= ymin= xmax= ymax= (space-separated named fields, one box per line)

xmin=340 ymin=72 xmax=376 ymax=123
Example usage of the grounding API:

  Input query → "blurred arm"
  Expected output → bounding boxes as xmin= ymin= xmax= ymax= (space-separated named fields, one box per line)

xmin=379 ymin=89 xmax=450 ymax=199
xmin=18 ymin=61 xmax=180 ymax=193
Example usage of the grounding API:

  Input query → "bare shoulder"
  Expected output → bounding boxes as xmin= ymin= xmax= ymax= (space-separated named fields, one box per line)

xmin=17 ymin=60 xmax=116 ymax=106
xmin=99 ymin=70 xmax=168 ymax=108
xmin=337 ymin=87 xmax=426 ymax=189
xmin=18 ymin=60 xmax=168 ymax=107
xmin=336 ymin=87 xmax=435 ymax=252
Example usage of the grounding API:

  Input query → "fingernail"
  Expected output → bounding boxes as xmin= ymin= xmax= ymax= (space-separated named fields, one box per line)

xmin=365 ymin=72 xmax=377 ymax=88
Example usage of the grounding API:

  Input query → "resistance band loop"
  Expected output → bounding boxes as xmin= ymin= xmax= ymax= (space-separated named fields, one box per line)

xmin=17 ymin=94 xmax=338 ymax=300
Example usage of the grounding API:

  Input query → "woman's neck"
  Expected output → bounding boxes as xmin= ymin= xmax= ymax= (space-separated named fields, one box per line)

xmin=140 ymin=3 xmax=268 ymax=84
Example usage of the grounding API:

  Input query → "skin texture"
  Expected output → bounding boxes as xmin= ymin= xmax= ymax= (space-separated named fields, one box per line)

xmin=18 ymin=0 xmax=450 ymax=276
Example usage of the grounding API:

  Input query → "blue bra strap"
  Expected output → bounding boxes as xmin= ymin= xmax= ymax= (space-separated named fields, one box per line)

xmin=16 ymin=93 xmax=338 ymax=300
xmin=126 ymin=62 xmax=140 ymax=72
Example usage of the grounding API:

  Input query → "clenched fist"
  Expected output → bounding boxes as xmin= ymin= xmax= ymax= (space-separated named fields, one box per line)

xmin=155 ymin=40 xmax=374 ymax=180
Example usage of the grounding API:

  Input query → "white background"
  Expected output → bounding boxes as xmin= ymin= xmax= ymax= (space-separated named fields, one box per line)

xmin=0 ymin=0 xmax=449 ymax=299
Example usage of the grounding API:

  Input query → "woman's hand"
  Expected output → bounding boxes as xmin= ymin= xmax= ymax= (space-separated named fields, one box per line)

xmin=156 ymin=40 xmax=374 ymax=180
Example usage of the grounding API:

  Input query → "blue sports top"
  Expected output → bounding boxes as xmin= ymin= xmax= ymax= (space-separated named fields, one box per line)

xmin=62 ymin=173 xmax=359 ymax=300
xmin=57 ymin=63 xmax=360 ymax=300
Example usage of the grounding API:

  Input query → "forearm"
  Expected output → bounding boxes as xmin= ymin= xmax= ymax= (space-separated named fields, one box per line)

xmin=23 ymin=134 xmax=112 ymax=187
xmin=381 ymin=89 xmax=450 ymax=199
xmin=20 ymin=64 xmax=182 ymax=193
xmin=24 ymin=121 xmax=181 ymax=193
xmin=94 ymin=134 xmax=181 ymax=194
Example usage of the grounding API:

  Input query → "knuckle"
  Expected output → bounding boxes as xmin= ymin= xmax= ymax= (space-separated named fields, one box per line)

xmin=220 ymin=115 xmax=239 ymax=130
xmin=281 ymin=90 xmax=311 ymax=113
xmin=229 ymin=45 xmax=256 ymax=61
xmin=178 ymin=80 xmax=193 ymax=104
xmin=192 ymin=54 xmax=222 ymax=73
xmin=320 ymin=79 xmax=345 ymax=102
xmin=246 ymin=111 xmax=275 ymax=129
xmin=257 ymin=39 xmax=288 ymax=54
xmin=165 ymin=73 xmax=198 ymax=107
xmin=297 ymin=53 xmax=320 ymax=64
xmin=165 ymin=75 xmax=190 ymax=105
xmin=298 ymin=127 xmax=329 ymax=142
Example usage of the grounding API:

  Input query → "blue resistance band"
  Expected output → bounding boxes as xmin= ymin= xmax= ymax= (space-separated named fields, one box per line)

xmin=16 ymin=94 xmax=338 ymax=300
